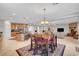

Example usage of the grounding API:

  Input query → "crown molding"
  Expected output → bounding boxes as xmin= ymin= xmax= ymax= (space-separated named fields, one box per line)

xmin=49 ymin=11 xmax=79 ymax=22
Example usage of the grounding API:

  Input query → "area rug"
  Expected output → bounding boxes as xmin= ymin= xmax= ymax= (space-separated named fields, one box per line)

xmin=16 ymin=44 xmax=65 ymax=56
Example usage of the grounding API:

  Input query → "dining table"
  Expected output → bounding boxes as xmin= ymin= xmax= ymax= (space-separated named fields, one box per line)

xmin=28 ymin=32 xmax=55 ymax=55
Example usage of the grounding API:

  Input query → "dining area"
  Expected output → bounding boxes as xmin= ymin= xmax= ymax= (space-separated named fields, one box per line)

xmin=29 ymin=31 xmax=57 ymax=56
xmin=16 ymin=28 xmax=65 ymax=56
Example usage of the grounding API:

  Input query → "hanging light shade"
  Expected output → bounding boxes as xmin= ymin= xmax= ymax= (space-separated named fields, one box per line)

xmin=41 ymin=20 xmax=48 ymax=24
xmin=41 ymin=20 xmax=44 ymax=24
xmin=45 ymin=20 xmax=48 ymax=24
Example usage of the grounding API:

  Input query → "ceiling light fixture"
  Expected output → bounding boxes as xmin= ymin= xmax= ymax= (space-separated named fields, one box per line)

xmin=41 ymin=8 xmax=48 ymax=24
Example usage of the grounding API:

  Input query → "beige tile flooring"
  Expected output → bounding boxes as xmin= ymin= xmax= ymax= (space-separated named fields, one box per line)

xmin=58 ymin=37 xmax=79 ymax=56
xmin=0 ymin=38 xmax=31 ymax=56
xmin=0 ymin=37 xmax=79 ymax=56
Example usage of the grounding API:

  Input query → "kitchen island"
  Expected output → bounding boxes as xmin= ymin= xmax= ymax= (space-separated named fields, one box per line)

xmin=16 ymin=32 xmax=30 ymax=41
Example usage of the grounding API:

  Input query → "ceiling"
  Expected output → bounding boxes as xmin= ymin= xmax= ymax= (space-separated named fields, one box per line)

xmin=0 ymin=3 xmax=79 ymax=24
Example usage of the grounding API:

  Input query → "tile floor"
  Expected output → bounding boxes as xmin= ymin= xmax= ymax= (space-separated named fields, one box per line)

xmin=0 ymin=37 xmax=79 ymax=56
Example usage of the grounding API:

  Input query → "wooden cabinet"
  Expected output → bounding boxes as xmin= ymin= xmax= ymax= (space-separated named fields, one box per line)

xmin=11 ymin=23 xmax=28 ymax=37
xmin=11 ymin=23 xmax=16 ymax=29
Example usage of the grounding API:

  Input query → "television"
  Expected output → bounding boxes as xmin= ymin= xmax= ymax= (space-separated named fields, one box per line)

xmin=57 ymin=28 xmax=64 ymax=32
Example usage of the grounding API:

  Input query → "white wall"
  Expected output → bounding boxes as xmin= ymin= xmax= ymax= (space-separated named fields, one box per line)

xmin=53 ymin=24 xmax=69 ymax=38
xmin=0 ymin=20 xmax=4 ymax=32
xmin=28 ymin=26 xmax=34 ymax=34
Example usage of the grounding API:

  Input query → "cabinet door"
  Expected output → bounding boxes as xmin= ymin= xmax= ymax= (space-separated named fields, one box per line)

xmin=11 ymin=23 xmax=16 ymax=29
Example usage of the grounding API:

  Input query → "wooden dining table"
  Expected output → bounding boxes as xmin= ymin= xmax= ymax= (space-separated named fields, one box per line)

xmin=29 ymin=32 xmax=53 ymax=51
